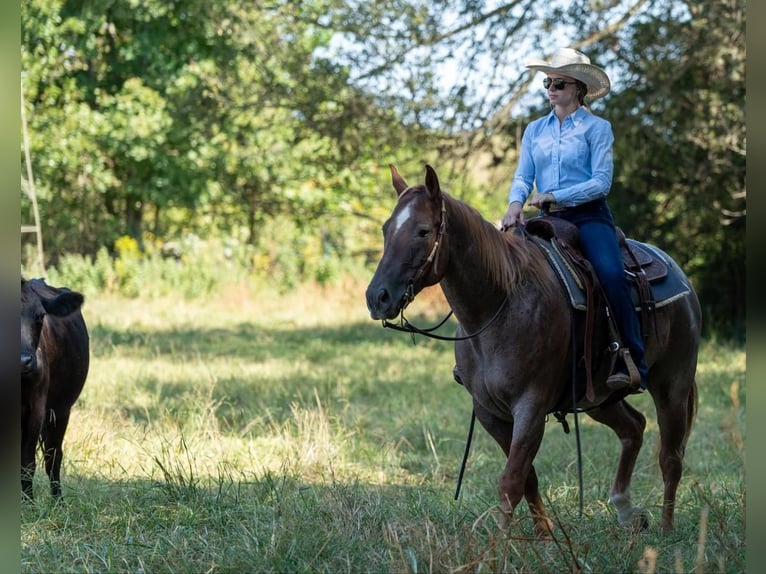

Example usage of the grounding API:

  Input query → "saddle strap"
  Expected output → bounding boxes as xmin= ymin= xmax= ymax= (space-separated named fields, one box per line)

xmin=618 ymin=231 xmax=658 ymax=341
xmin=634 ymin=273 xmax=655 ymax=341
xmin=555 ymin=238 xmax=597 ymax=402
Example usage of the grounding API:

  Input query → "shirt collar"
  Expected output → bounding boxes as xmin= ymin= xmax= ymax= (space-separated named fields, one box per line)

xmin=546 ymin=106 xmax=588 ymax=127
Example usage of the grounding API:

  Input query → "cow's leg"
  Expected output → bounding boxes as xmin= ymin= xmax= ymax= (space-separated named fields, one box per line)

xmin=21 ymin=409 xmax=44 ymax=500
xmin=42 ymin=407 xmax=71 ymax=498
xmin=476 ymin=405 xmax=550 ymax=535
xmin=21 ymin=438 xmax=37 ymax=499
xmin=588 ymin=400 xmax=648 ymax=528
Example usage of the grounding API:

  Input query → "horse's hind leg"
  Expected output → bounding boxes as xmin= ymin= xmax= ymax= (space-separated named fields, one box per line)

xmin=588 ymin=401 xmax=648 ymax=528
xmin=653 ymin=381 xmax=697 ymax=532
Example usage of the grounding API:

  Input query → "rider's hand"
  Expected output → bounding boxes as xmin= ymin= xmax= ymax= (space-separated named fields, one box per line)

xmin=528 ymin=192 xmax=556 ymax=209
xmin=501 ymin=201 xmax=525 ymax=231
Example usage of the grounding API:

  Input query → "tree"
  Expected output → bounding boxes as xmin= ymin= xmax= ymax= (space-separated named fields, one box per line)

xmin=325 ymin=0 xmax=744 ymax=335
xmin=604 ymin=0 xmax=745 ymax=336
xmin=22 ymin=0 xmax=430 ymax=264
xmin=22 ymin=0 xmax=228 ymax=257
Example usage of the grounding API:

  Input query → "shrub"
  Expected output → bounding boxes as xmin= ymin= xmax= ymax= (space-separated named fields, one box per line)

xmin=34 ymin=229 xmax=369 ymax=300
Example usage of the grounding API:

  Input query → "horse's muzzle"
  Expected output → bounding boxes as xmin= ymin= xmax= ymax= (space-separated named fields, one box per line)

xmin=365 ymin=284 xmax=402 ymax=320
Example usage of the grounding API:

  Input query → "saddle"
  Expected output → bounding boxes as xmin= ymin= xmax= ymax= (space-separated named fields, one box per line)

xmin=526 ymin=216 xmax=667 ymax=284
xmin=526 ymin=217 xmax=666 ymax=325
xmin=524 ymin=216 xmax=667 ymax=402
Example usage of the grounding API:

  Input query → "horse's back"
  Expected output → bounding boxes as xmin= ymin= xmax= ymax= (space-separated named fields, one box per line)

xmin=636 ymin=240 xmax=701 ymax=320
xmin=633 ymin=242 xmax=701 ymax=385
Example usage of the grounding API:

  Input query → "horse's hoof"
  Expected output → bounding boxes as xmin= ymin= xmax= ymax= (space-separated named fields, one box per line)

xmin=489 ymin=506 xmax=512 ymax=530
xmin=619 ymin=508 xmax=651 ymax=531
xmin=632 ymin=510 xmax=650 ymax=531
xmin=533 ymin=518 xmax=554 ymax=538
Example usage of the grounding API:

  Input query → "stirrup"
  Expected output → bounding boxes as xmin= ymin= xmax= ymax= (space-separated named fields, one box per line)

xmin=606 ymin=348 xmax=642 ymax=391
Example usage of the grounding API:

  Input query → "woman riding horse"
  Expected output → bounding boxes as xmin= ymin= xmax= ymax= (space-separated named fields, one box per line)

xmin=501 ymin=47 xmax=647 ymax=393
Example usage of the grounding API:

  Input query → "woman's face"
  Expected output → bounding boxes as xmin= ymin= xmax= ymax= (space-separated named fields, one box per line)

xmin=545 ymin=74 xmax=578 ymax=107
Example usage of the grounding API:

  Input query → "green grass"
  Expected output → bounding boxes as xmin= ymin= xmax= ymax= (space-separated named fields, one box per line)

xmin=21 ymin=280 xmax=745 ymax=573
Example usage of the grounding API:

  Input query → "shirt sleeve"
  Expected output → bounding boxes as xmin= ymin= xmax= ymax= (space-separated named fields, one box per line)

xmin=552 ymin=118 xmax=614 ymax=206
xmin=507 ymin=123 xmax=535 ymax=205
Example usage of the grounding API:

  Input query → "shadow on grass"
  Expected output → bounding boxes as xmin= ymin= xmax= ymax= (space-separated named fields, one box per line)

xmin=21 ymin=473 xmax=487 ymax=572
xmin=89 ymin=314 xmax=461 ymax=362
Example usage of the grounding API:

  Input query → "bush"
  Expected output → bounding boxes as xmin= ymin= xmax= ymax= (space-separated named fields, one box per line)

xmin=34 ymin=228 xmax=369 ymax=300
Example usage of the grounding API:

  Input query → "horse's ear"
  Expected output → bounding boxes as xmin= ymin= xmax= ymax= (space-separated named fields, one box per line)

xmin=389 ymin=164 xmax=409 ymax=196
xmin=424 ymin=165 xmax=441 ymax=199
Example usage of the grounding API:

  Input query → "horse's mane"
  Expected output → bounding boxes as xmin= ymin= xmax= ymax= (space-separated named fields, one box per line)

xmin=444 ymin=194 xmax=553 ymax=295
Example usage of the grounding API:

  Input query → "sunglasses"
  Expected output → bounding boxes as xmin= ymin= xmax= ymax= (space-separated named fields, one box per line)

xmin=543 ymin=78 xmax=577 ymax=90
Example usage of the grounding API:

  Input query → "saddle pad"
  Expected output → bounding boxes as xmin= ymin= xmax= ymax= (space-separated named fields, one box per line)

xmin=533 ymin=237 xmax=691 ymax=312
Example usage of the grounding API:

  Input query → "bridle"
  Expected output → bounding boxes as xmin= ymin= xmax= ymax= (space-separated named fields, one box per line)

xmin=400 ymin=196 xmax=447 ymax=311
xmin=381 ymin=195 xmax=508 ymax=342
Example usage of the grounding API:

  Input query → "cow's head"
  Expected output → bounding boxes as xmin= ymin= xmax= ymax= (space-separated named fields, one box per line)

xmin=21 ymin=278 xmax=84 ymax=377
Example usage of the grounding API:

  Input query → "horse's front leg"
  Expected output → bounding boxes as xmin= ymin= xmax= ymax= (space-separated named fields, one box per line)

xmin=522 ymin=463 xmax=554 ymax=536
xmin=500 ymin=418 xmax=551 ymax=536
xmin=478 ymin=407 xmax=550 ymax=535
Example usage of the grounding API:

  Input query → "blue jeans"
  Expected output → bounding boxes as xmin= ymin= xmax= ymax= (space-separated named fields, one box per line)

xmin=552 ymin=199 xmax=648 ymax=385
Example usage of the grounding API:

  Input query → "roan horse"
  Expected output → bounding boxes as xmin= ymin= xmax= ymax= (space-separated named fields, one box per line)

xmin=365 ymin=165 xmax=701 ymax=534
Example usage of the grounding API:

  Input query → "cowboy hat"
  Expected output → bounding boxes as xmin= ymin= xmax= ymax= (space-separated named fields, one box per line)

xmin=525 ymin=47 xmax=610 ymax=100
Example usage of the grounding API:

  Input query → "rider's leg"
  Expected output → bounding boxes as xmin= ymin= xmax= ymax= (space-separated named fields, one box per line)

xmin=576 ymin=219 xmax=648 ymax=390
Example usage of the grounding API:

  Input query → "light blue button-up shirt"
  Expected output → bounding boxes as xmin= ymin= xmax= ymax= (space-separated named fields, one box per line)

xmin=508 ymin=107 xmax=614 ymax=207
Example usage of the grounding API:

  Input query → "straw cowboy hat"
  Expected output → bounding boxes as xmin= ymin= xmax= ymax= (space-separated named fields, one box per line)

xmin=525 ymin=47 xmax=611 ymax=100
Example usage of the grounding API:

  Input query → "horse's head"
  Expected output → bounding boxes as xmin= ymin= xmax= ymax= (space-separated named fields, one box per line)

xmin=365 ymin=164 xmax=448 ymax=320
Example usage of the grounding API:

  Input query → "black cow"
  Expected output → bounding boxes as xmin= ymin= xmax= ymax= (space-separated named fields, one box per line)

xmin=21 ymin=277 xmax=90 ymax=499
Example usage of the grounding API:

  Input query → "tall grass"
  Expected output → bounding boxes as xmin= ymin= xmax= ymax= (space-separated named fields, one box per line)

xmin=20 ymin=279 xmax=745 ymax=573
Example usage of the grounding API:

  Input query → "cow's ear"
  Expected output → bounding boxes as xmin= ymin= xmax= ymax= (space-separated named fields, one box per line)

xmin=42 ymin=291 xmax=84 ymax=317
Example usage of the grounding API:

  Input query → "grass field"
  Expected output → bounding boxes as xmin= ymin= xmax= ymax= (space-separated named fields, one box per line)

xmin=20 ymin=279 xmax=745 ymax=573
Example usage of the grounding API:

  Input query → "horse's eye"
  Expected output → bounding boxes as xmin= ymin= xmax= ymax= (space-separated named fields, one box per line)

xmin=417 ymin=228 xmax=430 ymax=238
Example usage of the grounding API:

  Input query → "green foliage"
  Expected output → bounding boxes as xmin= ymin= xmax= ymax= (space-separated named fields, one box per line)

xmin=20 ymin=0 xmax=745 ymax=337
xmin=42 ymin=247 xmax=116 ymax=297
xmin=602 ymin=0 xmax=745 ymax=338
xmin=37 ymin=218 xmax=372 ymax=299
xmin=21 ymin=0 xmax=428 ymax=265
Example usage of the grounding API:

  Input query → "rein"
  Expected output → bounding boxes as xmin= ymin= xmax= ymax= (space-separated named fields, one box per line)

xmin=382 ymin=287 xmax=508 ymax=503
xmin=381 ymin=296 xmax=508 ymax=342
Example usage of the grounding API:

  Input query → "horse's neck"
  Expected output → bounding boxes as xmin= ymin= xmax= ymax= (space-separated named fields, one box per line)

xmin=440 ymin=212 xmax=533 ymax=330
xmin=440 ymin=272 xmax=498 ymax=331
